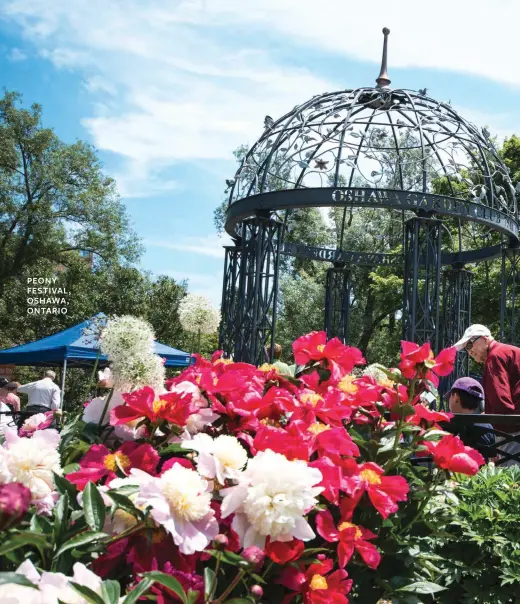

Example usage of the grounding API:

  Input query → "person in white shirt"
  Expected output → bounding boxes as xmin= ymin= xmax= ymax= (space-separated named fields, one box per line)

xmin=18 ymin=370 xmax=61 ymax=411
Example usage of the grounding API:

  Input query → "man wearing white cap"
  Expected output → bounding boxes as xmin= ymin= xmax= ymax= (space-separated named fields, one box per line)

xmin=455 ymin=324 xmax=520 ymax=465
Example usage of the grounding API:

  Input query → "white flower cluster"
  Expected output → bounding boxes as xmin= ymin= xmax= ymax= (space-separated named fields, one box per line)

xmin=178 ymin=293 xmax=221 ymax=335
xmin=362 ymin=363 xmax=391 ymax=384
xmin=0 ymin=428 xmax=61 ymax=515
xmin=108 ymin=438 xmax=321 ymax=556
xmin=100 ymin=315 xmax=165 ymax=391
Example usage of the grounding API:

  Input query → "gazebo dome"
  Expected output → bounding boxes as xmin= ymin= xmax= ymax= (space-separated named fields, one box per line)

xmin=226 ymin=30 xmax=517 ymax=242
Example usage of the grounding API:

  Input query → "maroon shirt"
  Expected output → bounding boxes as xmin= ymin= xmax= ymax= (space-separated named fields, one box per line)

xmin=483 ymin=342 xmax=520 ymax=429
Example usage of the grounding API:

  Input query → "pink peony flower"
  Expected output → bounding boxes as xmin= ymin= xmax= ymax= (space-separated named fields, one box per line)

xmin=19 ymin=412 xmax=54 ymax=437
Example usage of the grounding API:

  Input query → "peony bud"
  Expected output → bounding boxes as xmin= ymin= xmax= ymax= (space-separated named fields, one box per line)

xmin=0 ymin=483 xmax=31 ymax=530
xmin=317 ymin=553 xmax=327 ymax=561
xmin=213 ymin=534 xmax=229 ymax=550
xmin=251 ymin=585 xmax=263 ymax=599
xmin=242 ymin=546 xmax=265 ymax=567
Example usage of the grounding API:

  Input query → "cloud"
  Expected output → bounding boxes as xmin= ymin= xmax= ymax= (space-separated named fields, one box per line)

xmin=3 ymin=0 xmax=519 ymax=196
xmin=145 ymin=234 xmax=233 ymax=259
xmin=1 ymin=0 xmax=334 ymax=191
xmin=7 ymin=47 xmax=27 ymax=61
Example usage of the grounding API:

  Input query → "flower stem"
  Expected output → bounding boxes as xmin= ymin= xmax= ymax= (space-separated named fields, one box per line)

xmin=97 ymin=388 xmax=114 ymax=430
xmin=208 ymin=552 xmax=221 ymax=599
xmin=212 ymin=569 xmax=245 ymax=603
xmin=107 ymin=522 xmax=145 ymax=545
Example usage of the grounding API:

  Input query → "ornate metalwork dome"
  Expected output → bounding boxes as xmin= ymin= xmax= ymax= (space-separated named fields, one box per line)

xmin=226 ymin=29 xmax=517 ymax=242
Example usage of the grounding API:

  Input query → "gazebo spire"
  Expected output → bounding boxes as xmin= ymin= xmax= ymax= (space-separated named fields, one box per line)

xmin=376 ymin=27 xmax=391 ymax=89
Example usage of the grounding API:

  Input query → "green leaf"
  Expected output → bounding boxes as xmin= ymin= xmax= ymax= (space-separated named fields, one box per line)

xmin=62 ymin=463 xmax=81 ymax=474
xmin=54 ymin=492 xmax=70 ymax=544
xmin=83 ymin=482 xmax=106 ymax=532
xmin=54 ymin=472 xmax=80 ymax=508
xmin=54 ymin=531 xmax=107 ymax=559
xmin=141 ymin=571 xmax=189 ymax=604
xmin=397 ymin=581 xmax=447 ymax=594
xmin=224 ymin=600 xmax=253 ymax=603
xmin=106 ymin=490 xmax=140 ymax=518
xmin=69 ymin=582 xmax=105 ymax=604
xmin=123 ymin=578 xmax=154 ymax=604
xmin=392 ymin=403 xmax=415 ymax=418
xmin=0 ymin=531 xmax=49 ymax=560
xmin=101 ymin=579 xmax=121 ymax=604
xmin=0 ymin=572 xmax=39 ymax=588
xmin=187 ymin=590 xmax=201 ymax=604
xmin=421 ymin=429 xmax=451 ymax=441
xmin=159 ymin=443 xmax=186 ymax=455
xmin=204 ymin=567 xmax=217 ymax=601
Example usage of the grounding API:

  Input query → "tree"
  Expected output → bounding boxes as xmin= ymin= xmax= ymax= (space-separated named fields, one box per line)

xmin=0 ymin=91 xmax=141 ymax=291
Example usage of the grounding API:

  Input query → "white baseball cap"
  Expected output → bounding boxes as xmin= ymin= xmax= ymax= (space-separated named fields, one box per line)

xmin=454 ymin=324 xmax=492 ymax=351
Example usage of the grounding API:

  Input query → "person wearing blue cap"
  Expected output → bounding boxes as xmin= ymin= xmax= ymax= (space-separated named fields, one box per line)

xmin=444 ymin=377 xmax=496 ymax=461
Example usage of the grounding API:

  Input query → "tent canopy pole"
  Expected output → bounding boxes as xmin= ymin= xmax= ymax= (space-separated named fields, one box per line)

xmin=60 ymin=358 xmax=67 ymax=408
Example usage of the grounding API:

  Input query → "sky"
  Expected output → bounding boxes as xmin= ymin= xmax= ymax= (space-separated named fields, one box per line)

xmin=1 ymin=0 xmax=520 ymax=305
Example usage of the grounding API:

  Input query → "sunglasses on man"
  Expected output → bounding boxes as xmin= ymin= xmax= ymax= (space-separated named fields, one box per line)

xmin=465 ymin=336 xmax=482 ymax=351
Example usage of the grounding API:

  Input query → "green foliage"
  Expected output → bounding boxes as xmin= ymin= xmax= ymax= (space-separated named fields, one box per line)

xmin=431 ymin=465 xmax=520 ymax=603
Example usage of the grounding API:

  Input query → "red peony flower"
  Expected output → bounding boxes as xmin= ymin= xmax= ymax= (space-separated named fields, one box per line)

xmin=293 ymin=332 xmax=365 ymax=379
xmin=309 ymin=456 xmax=349 ymax=505
xmin=278 ymin=557 xmax=353 ymax=604
xmin=253 ymin=425 xmax=310 ymax=461
xmin=343 ymin=460 xmax=409 ymax=519
xmin=408 ymin=404 xmax=453 ymax=426
xmin=111 ymin=386 xmax=197 ymax=427
xmin=399 ymin=342 xmax=456 ymax=386
xmin=420 ymin=434 xmax=485 ymax=475
xmin=266 ymin=538 xmax=305 ymax=564
xmin=432 ymin=346 xmax=457 ymax=377
xmin=316 ymin=509 xmax=380 ymax=569
xmin=66 ymin=442 xmax=159 ymax=490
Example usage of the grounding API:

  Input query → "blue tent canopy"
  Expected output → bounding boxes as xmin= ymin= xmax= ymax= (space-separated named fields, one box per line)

xmin=0 ymin=314 xmax=191 ymax=368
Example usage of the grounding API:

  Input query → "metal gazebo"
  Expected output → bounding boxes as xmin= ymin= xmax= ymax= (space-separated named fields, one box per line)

xmin=219 ymin=28 xmax=519 ymax=388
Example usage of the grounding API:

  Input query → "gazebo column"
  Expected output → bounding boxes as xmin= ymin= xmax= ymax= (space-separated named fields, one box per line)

xmin=220 ymin=215 xmax=282 ymax=365
xmin=219 ymin=243 xmax=245 ymax=358
xmin=501 ymin=245 xmax=520 ymax=345
xmin=402 ymin=216 xmax=442 ymax=352
xmin=324 ymin=264 xmax=351 ymax=343
xmin=438 ymin=265 xmax=472 ymax=400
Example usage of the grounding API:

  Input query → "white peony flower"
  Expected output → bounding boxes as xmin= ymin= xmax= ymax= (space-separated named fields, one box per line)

xmin=1 ymin=559 xmax=112 ymax=604
xmin=183 ymin=433 xmax=248 ymax=484
xmin=220 ymin=449 xmax=323 ymax=549
xmin=178 ymin=293 xmax=221 ymax=334
xmin=185 ymin=408 xmax=220 ymax=435
xmin=170 ymin=381 xmax=207 ymax=408
xmin=0 ymin=429 xmax=61 ymax=507
xmin=131 ymin=465 xmax=218 ymax=555
xmin=82 ymin=391 xmax=124 ymax=425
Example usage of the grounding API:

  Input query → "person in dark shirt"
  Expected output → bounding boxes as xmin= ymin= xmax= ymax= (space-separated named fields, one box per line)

xmin=445 ymin=377 xmax=496 ymax=462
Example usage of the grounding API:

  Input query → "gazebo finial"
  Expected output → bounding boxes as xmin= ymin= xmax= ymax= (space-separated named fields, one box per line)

xmin=376 ymin=27 xmax=391 ymax=89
